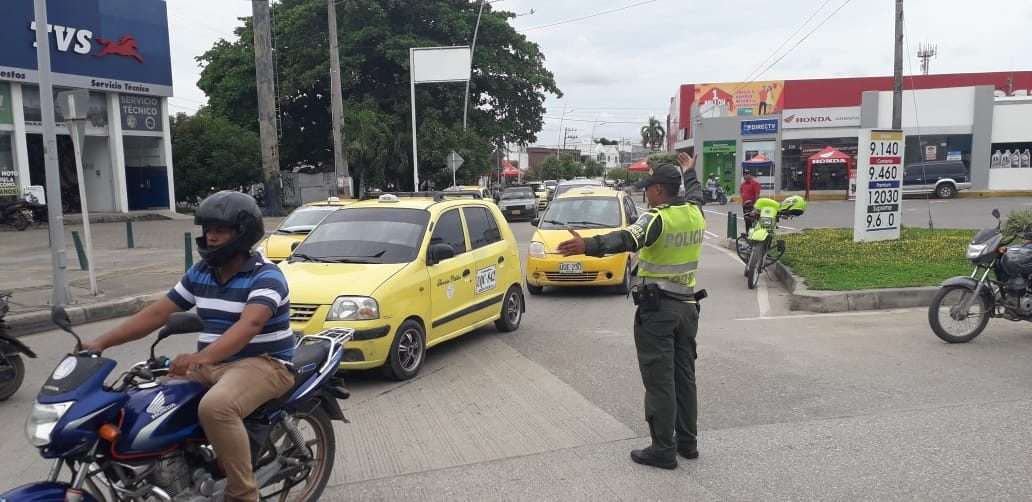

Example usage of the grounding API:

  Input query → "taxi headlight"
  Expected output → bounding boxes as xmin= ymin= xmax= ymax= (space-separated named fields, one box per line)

xmin=26 ymin=401 xmax=73 ymax=447
xmin=327 ymin=296 xmax=380 ymax=321
xmin=529 ymin=241 xmax=546 ymax=258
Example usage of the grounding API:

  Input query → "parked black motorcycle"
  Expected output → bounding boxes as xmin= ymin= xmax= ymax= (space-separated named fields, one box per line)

xmin=0 ymin=291 xmax=37 ymax=400
xmin=22 ymin=192 xmax=48 ymax=226
xmin=703 ymin=185 xmax=728 ymax=205
xmin=928 ymin=209 xmax=1032 ymax=343
xmin=0 ymin=198 xmax=33 ymax=231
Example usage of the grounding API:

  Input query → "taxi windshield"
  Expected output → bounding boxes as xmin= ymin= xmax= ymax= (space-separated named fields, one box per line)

xmin=277 ymin=206 xmax=340 ymax=233
xmin=540 ymin=197 xmax=621 ymax=229
xmin=294 ymin=208 xmax=429 ymax=264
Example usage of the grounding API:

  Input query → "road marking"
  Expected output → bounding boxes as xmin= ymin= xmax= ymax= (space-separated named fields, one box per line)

xmin=704 ymin=230 xmax=719 ymax=239
xmin=733 ymin=308 xmax=924 ymax=321
xmin=757 ymin=275 xmax=771 ymax=317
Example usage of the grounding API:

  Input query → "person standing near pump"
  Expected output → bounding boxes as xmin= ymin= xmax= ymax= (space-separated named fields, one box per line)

xmin=557 ymin=153 xmax=706 ymax=470
xmin=740 ymin=170 xmax=762 ymax=233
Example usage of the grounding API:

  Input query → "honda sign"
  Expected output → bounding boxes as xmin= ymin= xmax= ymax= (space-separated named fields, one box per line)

xmin=782 ymin=107 xmax=861 ymax=129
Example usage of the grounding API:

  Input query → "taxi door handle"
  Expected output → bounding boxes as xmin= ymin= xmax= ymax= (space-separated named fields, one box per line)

xmin=463 ymin=269 xmax=471 ymax=277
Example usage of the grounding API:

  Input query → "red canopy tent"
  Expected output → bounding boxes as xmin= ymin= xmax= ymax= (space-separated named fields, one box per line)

xmin=805 ymin=146 xmax=854 ymax=200
xmin=501 ymin=160 xmax=520 ymax=178
xmin=628 ymin=159 xmax=650 ymax=172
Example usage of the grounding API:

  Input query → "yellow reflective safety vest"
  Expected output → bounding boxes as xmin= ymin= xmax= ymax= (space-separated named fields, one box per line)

xmin=637 ymin=203 xmax=706 ymax=295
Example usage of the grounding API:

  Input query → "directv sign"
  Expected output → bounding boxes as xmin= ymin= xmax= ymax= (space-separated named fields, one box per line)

xmin=0 ymin=0 xmax=173 ymax=97
xmin=741 ymin=118 xmax=779 ymax=135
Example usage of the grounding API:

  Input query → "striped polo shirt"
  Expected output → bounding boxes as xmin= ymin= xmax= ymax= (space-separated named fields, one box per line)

xmin=167 ymin=253 xmax=294 ymax=362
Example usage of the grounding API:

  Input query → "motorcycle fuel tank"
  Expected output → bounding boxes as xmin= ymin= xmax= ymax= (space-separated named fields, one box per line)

xmin=1001 ymin=245 xmax=1032 ymax=279
xmin=115 ymin=379 xmax=207 ymax=456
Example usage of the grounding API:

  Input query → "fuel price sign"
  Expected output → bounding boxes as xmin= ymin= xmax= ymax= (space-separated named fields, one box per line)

xmin=854 ymin=129 xmax=905 ymax=242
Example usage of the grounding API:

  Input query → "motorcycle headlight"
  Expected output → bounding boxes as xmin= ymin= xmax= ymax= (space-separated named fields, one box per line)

xmin=326 ymin=296 xmax=379 ymax=321
xmin=26 ymin=401 xmax=73 ymax=447
xmin=966 ymin=244 xmax=987 ymax=259
xmin=529 ymin=241 xmax=546 ymax=258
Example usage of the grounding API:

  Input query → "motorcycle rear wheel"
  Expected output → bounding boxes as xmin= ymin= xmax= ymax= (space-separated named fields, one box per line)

xmin=261 ymin=407 xmax=336 ymax=502
xmin=928 ymin=285 xmax=991 ymax=343
xmin=0 ymin=354 xmax=25 ymax=401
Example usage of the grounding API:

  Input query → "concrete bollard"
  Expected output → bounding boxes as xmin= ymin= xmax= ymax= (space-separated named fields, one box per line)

xmin=184 ymin=232 xmax=193 ymax=271
xmin=126 ymin=220 xmax=135 ymax=249
xmin=72 ymin=230 xmax=89 ymax=270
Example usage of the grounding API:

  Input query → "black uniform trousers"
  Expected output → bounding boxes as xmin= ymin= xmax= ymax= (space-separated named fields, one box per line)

xmin=633 ymin=296 xmax=699 ymax=455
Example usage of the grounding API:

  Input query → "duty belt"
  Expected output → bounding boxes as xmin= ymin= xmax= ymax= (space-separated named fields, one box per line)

xmin=637 ymin=277 xmax=694 ymax=297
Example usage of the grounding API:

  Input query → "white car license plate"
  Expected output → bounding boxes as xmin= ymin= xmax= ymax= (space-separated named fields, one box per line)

xmin=559 ymin=262 xmax=583 ymax=274
xmin=511 ymin=209 xmax=521 ymax=215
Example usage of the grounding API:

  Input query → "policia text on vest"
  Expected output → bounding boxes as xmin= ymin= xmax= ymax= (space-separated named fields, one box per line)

xmin=557 ymin=157 xmax=706 ymax=470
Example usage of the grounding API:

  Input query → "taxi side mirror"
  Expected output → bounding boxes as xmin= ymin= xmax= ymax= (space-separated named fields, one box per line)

xmin=291 ymin=241 xmax=301 ymax=252
xmin=530 ymin=217 xmax=540 ymax=227
xmin=427 ymin=243 xmax=456 ymax=266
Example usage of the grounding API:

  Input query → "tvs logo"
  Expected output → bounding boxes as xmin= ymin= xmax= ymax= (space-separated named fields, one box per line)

xmin=30 ymin=22 xmax=144 ymax=64
xmin=95 ymin=36 xmax=144 ymax=64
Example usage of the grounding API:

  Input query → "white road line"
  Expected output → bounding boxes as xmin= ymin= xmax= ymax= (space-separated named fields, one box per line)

xmin=704 ymin=230 xmax=720 ymax=239
xmin=733 ymin=308 xmax=924 ymax=322
xmin=757 ymin=276 xmax=771 ymax=318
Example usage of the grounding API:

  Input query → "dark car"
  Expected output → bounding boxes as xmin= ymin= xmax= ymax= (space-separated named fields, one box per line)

xmin=497 ymin=186 xmax=539 ymax=221
xmin=902 ymin=160 xmax=971 ymax=199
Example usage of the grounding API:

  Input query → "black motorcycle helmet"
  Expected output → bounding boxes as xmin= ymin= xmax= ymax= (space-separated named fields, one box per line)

xmin=194 ymin=191 xmax=264 ymax=268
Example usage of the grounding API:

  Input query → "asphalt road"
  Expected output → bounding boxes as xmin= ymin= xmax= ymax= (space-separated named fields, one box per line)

xmin=3 ymin=211 xmax=1032 ymax=500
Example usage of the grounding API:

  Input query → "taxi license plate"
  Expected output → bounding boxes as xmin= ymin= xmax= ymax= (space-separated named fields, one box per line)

xmin=511 ymin=209 xmax=521 ymax=215
xmin=559 ymin=262 xmax=583 ymax=274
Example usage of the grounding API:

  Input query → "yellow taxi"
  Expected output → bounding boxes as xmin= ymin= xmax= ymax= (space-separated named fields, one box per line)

xmin=281 ymin=192 xmax=525 ymax=380
xmin=255 ymin=197 xmax=355 ymax=263
xmin=526 ymin=187 xmax=640 ymax=295
xmin=527 ymin=181 xmax=551 ymax=211
xmin=445 ymin=185 xmax=492 ymax=200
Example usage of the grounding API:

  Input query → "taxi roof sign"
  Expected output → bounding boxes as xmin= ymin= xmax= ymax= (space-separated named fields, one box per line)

xmin=378 ymin=194 xmax=400 ymax=202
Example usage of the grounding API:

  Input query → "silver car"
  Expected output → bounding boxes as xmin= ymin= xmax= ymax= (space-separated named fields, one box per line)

xmin=497 ymin=187 xmax=539 ymax=221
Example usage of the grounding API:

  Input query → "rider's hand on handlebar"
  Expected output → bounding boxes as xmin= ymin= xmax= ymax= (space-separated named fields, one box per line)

xmin=79 ymin=339 xmax=105 ymax=355
xmin=169 ymin=352 xmax=209 ymax=377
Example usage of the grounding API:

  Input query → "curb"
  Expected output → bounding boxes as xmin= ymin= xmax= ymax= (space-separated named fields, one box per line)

xmin=721 ymin=238 xmax=938 ymax=313
xmin=6 ymin=292 xmax=164 ymax=338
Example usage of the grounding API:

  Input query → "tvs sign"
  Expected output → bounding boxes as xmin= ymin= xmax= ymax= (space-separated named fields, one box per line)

xmin=782 ymin=107 xmax=861 ymax=129
xmin=30 ymin=22 xmax=144 ymax=64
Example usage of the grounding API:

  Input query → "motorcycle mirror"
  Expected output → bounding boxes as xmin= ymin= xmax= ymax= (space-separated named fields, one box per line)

xmin=51 ymin=305 xmax=83 ymax=351
xmin=157 ymin=312 xmax=204 ymax=340
xmin=992 ymin=208 xmax=1001 ymax=220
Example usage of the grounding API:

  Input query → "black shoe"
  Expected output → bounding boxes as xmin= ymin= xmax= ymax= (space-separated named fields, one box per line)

xmin=630 ymin=447 xmax=677 ymax=470
xmin=677 ymin=445 xmax=699 ymax=459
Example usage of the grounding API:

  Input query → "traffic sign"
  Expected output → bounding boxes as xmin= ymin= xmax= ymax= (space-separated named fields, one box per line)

xmin=854 ymin=129 xmax=905 ymax=242
xmin=447 ymin=151 xmax=464 ymax=187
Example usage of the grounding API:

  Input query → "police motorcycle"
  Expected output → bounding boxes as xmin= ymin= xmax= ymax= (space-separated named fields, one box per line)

xmin=3 ymin=306 xmax=352 ymax=502
xmin=736 ymin=196 xmax=807 ymax=290
xmin=0 ymin=290 xmax=37 ymax=401
xmin=928 ymin=209 xmax=1032 ymax=343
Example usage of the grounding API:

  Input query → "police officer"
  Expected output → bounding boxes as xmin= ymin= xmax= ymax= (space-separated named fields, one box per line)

xmin=558 ymin=152 xmax=705 ymax=470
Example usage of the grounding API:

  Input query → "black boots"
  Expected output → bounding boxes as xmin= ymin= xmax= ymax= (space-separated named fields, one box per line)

xmin=630 ymin=447 xmax=678 ymax=470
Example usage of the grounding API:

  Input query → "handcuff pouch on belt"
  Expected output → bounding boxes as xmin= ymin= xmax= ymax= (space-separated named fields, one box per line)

xmin=631 ymin=284 xmax=662 ymax=311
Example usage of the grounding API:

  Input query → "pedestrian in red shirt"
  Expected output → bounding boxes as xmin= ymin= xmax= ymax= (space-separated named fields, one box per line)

xmin=740 ymin=171 xmax=762 ymax=233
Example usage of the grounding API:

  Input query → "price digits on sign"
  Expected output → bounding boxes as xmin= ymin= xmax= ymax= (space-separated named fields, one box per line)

xmin=869 ymin=140 xmax=900 ymax=156
xmin=867 ymin=165 xmax=898 ymax=180
xmin=866 ymin=213 xmax=895 ymax=228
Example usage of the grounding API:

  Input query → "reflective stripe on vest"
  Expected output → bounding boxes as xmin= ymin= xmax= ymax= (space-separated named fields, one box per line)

xmin=638 ymin=204 xmax=706 ymax=289
xmin=638 ymin=277 xmax=695 ymax=295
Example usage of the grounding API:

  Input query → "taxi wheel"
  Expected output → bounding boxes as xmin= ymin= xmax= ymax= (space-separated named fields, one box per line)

xmin=614 ymin=261 xmax=632 ymax=295
xmin=383 ymin=320 xmax=425 ymax=381
xmin=495 ymin=286 xmax=524 ymax=332
xmin=526 ymin=281 xmax=543 ymax=295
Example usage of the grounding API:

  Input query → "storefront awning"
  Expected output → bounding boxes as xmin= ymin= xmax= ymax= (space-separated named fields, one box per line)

xmin=805 ymin=146 xmax=854 ymax=199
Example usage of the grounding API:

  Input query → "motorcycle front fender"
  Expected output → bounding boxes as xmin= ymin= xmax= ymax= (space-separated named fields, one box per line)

xmin=747 ymin=227 xmax=769 ymax=243
xmin=0 ymin=333 xmax=37 ymax=358
xmin=1 ymin=481 xmax=100 ymax=502
xmin=941 ymin=276 xmax=979 ymax=290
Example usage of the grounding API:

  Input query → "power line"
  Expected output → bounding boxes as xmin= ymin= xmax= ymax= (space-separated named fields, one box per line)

xmin=745 ymin=0 xmax=856 ymax=84
xmin=520 ymin=0 xmax=661 ymax=32
xmin=739 ymin=0 xmax=836 ymax=84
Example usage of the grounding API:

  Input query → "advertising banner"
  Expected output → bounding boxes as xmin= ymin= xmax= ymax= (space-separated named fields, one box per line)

xmin=854 ymin=129 xmax=905 ymax=242
xmin=0 ymin=83 xmax=11 ymax=125
xmin=0 ymin=0 xmax=172 ymax=97
xmin=120 ymin=94 xmax=162 ymax=131
xmin=990 ymin=143 xmax=1032 ymax=169
xmin=22 ymin=85 xmax=108 ymax=130
xmin=741 ymin=118 xmax=779 ymax=136
xmin=782 ymin=106 xmax=861 ymax=129
xmin=695 ymin=80 xmax=783 ymax=118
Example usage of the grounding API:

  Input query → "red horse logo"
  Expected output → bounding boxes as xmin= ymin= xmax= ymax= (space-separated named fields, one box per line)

xmin=94 ymin=36 xmax=144 ymax=64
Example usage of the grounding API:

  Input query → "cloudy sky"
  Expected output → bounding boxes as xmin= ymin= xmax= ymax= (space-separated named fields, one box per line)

xmin=166 ymin=0 xmax=1032 ymax=146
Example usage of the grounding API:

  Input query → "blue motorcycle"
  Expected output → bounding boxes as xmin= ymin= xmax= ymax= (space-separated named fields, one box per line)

xmin=4 ymin=307 xmax=352 ymax=502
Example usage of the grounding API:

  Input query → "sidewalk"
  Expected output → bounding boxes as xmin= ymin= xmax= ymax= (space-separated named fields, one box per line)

xmin=1 ymin=216 xmax=282 ymax=335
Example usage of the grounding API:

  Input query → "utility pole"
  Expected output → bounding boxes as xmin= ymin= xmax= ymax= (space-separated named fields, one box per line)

xmin=32 ymin=0 xmax=70 ymax=306
xmin=252 ymin=0 xmax=284 ymax=215
xmin=891 ymin=0 xmax=904 ymax=130
xmin=463 ymin=0 xmax=486 ymax=130
xmin=327 ymin=0 xmax=350 ymax=198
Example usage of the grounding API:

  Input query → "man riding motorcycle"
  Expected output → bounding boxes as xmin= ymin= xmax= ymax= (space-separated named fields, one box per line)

xmin=82 ymin=191 xmax=293 ymax=502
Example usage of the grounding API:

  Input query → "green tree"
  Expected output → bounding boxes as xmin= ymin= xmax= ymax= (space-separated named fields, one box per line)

xmin=640 ymin=117 xmax=665 ymax=150
xmin=595 ymin=137 xmax=619 ymax=146
xmin=170 ymin=110 xmax=261 ymax=203
xmin=583 ymin=159 xmax=605 ymax=178
xmin=196 ymin=0 xmax=561 ymax=190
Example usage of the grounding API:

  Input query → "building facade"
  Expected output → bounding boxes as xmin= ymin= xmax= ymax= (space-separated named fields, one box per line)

xmin=0 ymin=0 xmax=174 ymax=213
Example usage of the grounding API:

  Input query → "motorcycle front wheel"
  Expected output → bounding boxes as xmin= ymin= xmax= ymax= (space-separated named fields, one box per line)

xmin=746 ymin=242 xmax=766 ymax=290
xmin=928 ymin=285 xmax=991 ymax=343
xmin=0 ymin=354 xmax=25 ymax=401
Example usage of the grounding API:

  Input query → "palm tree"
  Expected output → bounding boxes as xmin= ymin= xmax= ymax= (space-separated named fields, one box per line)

xmin=640 ymin=117 xmax=665 ymax=151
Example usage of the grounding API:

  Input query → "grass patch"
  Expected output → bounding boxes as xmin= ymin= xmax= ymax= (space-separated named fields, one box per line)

xmin=779 ymin=227 xmax=974 ymax=291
